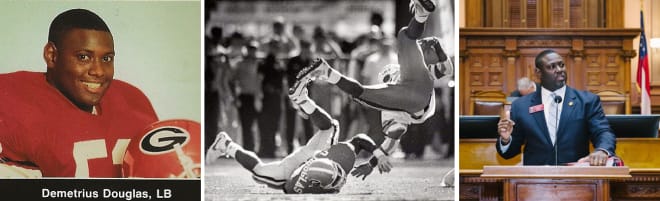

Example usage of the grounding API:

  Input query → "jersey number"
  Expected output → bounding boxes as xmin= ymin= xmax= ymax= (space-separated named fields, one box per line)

xmin=72 ymin=139 xmax=130 ymax=177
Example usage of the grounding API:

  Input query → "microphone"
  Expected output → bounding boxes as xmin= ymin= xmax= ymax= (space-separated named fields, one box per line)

xmin=553 ymin=95 xmax=562 ymax=166
xmin=554 ymin=95 xmax=563 ymax=104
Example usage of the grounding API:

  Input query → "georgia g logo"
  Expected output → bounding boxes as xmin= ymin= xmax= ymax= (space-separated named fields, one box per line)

xmin=140 ymin=126 xmax=190 ymax=155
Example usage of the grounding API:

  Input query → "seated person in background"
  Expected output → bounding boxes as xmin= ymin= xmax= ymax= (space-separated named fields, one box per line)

xmin=510 ymin=77 xmax=538 ymax=97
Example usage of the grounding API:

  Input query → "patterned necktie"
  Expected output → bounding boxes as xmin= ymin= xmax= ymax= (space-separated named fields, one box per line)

xmin=548 ymin=93 xmax=559 ymax=145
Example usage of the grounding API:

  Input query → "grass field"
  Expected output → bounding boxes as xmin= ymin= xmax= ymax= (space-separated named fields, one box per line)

xmin=205 ymin=156 xmax=454 ymax=201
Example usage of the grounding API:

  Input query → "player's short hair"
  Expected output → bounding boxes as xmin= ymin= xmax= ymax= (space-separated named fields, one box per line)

xmin=535 ymin=49 xmax=557 ymax=69
xmin=48 ymin=9 xmax=111 ymax=46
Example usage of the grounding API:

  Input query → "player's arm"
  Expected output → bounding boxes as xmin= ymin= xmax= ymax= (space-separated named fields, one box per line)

xmin=0 ymin=121 xmax=42 ymax=178
xmin=0 ymin=140 xmax=42 ymax=178
xmin=0 ymin=163 xmax=42 ymax=178
xmin=349 ymin=134 xmax=390 ymax=180
xmin=347 ymin=134 xmax=379 ymax=165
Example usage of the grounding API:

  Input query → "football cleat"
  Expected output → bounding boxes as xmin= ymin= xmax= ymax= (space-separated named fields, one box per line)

xmin=289 ymin=83 xmax=311 ymax=105
xmin=409 ymin=0 xmax=436 ymax=21
xmin=122 ymin=119 xmax=201 ymax=178
xmin=296 ymin=58 xmax=332 ymax=81
xmin=411 ymin=0 xmax=436 ymax=13
xmin=206 ymin=131 xmax=232 ymax=164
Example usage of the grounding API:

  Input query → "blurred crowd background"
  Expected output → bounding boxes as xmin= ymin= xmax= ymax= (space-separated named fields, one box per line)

xmin=204 ymin=0 xmax=455 ymax=160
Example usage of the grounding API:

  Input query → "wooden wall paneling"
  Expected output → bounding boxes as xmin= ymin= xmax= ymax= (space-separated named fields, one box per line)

xmin=569 ymin=0 xmax=586 ymax=28
xmin=585 ymin=0 xmax=603 ymax=27
xmin=465 ymin=0 xmax=484 ymax=27
xmin=486 ymin=0 xmax=504 ymax=27
xmin=570 ymin=38 xmax=586 ymax=89
xmin=546 ymin=0 xmax=567 ymax=28
xmin=460 ymin=28 xmax=640 ymax=115
xmin=504 ymin=38 xmax=519 ymax=92
xmin=605 ymin=0 xmax=624 ymax=28
xmin=651 ymin=1 xmax=660 ymax=86
xmin=463 ymin=48 xmax=507 ymax=114
xmin=460 ymin=37 xmax=467 ymax=115
xmin=527 ymin=0 xmax=539 ymax=27
xmin=584 ymin=50 xmax=604 ymax=90
xmin=471 ymin=0 xmax=615 ymax=28
xmin=621 ymin=37 xmax=636 ymax=112
xmin=517 ymin=50 xmax=540 ymax=88
xmin=508 ymin=0 xmax=522 ymax=27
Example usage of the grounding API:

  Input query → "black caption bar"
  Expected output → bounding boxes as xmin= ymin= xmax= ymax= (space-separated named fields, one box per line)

xmin=0 ymin=179 xmax=200 ymax=201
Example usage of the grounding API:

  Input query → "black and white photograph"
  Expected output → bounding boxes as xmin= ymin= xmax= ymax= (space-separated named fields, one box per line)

xmin=204 ymin=0 xmax=456 ymax=200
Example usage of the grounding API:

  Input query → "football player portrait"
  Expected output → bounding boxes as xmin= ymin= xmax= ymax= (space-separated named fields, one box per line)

xmin=0 ymin=3 xmax=200 ymax=178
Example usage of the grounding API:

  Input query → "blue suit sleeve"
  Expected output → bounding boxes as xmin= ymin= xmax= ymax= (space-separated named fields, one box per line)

xmin=586 ymin=95 xmax=616 ymax=156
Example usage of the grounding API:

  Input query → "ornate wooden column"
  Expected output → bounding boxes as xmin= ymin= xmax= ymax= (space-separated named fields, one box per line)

xmin=504 ymin=38 xmax=520 ymax=92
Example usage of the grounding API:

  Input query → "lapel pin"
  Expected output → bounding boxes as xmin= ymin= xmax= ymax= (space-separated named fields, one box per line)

xmin=568 ymin=101 xmax=574 ymax=106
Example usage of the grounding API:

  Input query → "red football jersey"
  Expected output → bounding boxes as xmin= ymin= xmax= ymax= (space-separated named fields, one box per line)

xmin=0 ymin=71 xmax=158 ymax=177
xmin=283 ymin=143 xmax=356 ymax=194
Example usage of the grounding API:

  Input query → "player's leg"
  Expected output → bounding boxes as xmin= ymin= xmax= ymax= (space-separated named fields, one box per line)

xmin=379 ymin=112 xmax=411 ymax=155
xmin=295 ymin=0 xmax=436 ymax=114
xmin=288 ymin=78 xmax=339 ymax=148
xmin=206 ymin=131 xmax=289 ymax=188
xmin=269 ymin=123 xmax=339 ymax=183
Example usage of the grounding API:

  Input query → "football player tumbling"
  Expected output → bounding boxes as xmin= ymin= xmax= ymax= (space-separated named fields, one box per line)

xmin=294 ymin=0 xmax=450 ymax=176
xmin=207 ymin=84 xmax=389 ymax=194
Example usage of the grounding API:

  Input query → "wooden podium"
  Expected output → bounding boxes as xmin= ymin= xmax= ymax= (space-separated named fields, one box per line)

xmin=481 ymin=166 xmax=631 ymax=201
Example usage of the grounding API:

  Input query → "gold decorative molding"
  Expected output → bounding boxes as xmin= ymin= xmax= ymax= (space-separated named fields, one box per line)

xmin=621 ymin=50 xmax=637 ymax=60
xmin=569 ymin=50 xmax=585 ymax=58
xmin=518 ymin=39 xmax=572 ymax=47
xmin=584 ymin=39 xmax=623 ymax=47
xmin=466 ymin=39 xmax=505 ymax=47
xmin=502 ymin=50 xmax=520 ymax=58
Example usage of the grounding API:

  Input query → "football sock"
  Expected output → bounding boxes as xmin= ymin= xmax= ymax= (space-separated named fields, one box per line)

xmin=414 ymin=11 xmax=429 ymax=23
xmin=326 ymin=68 xmax=342 ymax=84
xmin=335 ymin=77 xmax=364 ymax=98
xmin=298 ymin=98 xmax=317 ymax=115
xmin=404 ymin=20 xmax=425 ymax=40
xmin=309 ymin=107 xmax=332 ymax=131
xmin=234 ymin=147 xmax=260 ymax=170
xmin=380 ymin=136 xmax=400 ymax=155
xmin=226 ymin=141 xmax=239 ymax=158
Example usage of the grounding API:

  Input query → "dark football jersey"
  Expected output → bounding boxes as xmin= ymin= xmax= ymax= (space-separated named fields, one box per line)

xmin=0 ymin=71 xmax=158 ymax=177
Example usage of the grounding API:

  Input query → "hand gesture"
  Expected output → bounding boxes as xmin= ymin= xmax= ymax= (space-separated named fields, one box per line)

xmin=375 ymin=155 xmax=393 ymax=173
xmin=350 ymin=162 xmax=374 ymax=180
xmin=497 ymin=111 xmax=514 ymax=144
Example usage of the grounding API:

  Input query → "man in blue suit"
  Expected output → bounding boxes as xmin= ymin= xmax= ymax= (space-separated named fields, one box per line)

xmin=496 ymin=49 xmax=616 ymax=166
